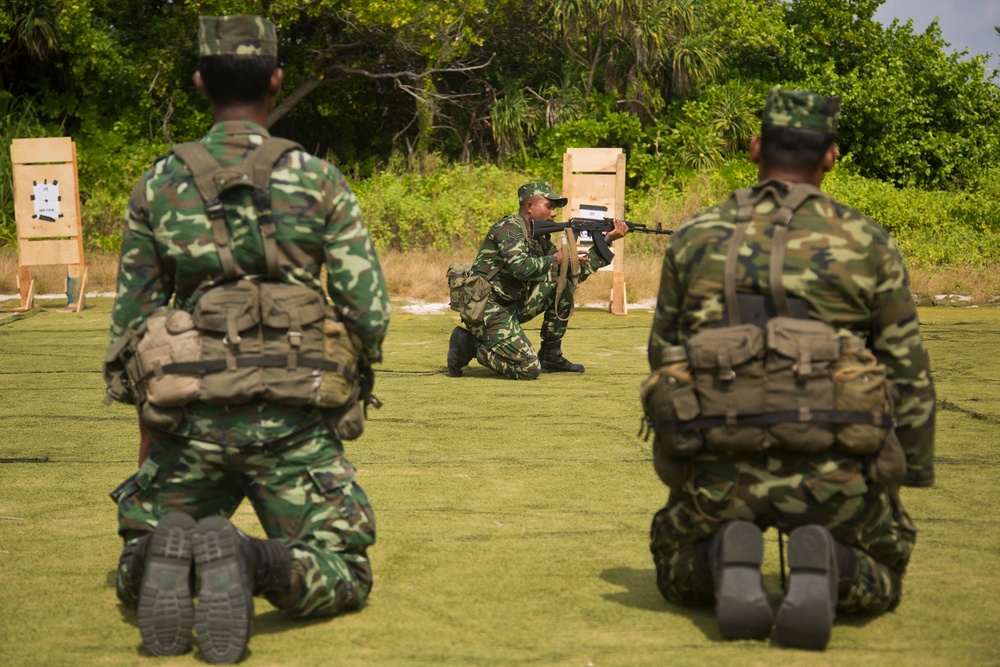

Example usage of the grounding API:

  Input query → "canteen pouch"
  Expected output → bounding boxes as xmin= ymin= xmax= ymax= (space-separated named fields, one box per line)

xmin=318 ymin=318 xmax=363 ymax=408
xmin=764 ymin=317 xmax=839 ymax=452
xmin=447 ymin=263 xmax=493 ymax=324
xmin=834 ymin=342 xmax=892 ymax=454
xmin=135 ymin=309 xmax=203 ymax=408
xmin=688 ymin=323 xmax=767 ymax=453
xmin=640 ymin=361 xmax=704 ymax=458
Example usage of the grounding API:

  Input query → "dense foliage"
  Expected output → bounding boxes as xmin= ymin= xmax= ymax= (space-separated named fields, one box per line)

xmin=1 ymin=0 xmax=998 ymax=265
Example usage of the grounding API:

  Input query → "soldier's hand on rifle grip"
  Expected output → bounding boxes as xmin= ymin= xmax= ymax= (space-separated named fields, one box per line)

xmin=605 ymin=217 xmax=629 ymax=242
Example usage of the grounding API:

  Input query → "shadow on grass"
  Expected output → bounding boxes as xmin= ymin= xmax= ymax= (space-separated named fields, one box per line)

xmin=600 ymin=566 xmax=718 ymax=638
xmin=252 ymin=607 xmax=362 ymax=636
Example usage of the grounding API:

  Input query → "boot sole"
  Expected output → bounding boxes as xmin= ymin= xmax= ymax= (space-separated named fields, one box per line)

xmin=774 ymin=525 xmax=837 ymax=650
xmin=138 ymin=512 xmax=196 ymax=656
xmin=715 ymin=521 xmax=773 ymax=640
xmin=192 ymin=516 xmax=253 ymax=664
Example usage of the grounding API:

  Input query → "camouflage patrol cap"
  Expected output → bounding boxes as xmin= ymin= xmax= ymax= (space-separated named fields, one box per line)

xmin=198 ymin=15 xmax=278 ymax=58
xmin=762 ymin=87 xmax=840 ymax=134
xmin=517 ymin=182 xmax=568 ymax=208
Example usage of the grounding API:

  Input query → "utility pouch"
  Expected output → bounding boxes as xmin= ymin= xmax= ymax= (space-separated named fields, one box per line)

xmin=640 ymin=361 xmax=704 ymax=457
xmin=834 ymin=342 xmax=892 ymax=454
xmin=136 ymin=309 xmax=202 ymax=407
xmin=104 ymin=331 xmax=140 ymax=405
xmin=764 ymin=317 xmax=839 ymax=451
xmin=259 ymin=282 xmax=328 ymax=405
xmin=688 ymin=324 xmax=767 ymax=453
xmin=447 ymin=263 xmax=493 ymax=324
xmin=193 ymin=280 xmax=263 ymax=405
xmin=317 ymin=318 xmax=362 ymax=408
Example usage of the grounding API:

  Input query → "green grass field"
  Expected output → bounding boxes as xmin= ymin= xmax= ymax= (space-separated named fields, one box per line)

xmin=1 ymin=299 xmax=999 ymax=666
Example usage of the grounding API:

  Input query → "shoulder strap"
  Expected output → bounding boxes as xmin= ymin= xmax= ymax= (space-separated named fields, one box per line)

xmin=242 ymin=137 xmax=302 ymax=279
xmin=767 ymin=182 xmax=824 ymax=316
xmin=722 ymin=182 xmax=824 ymax=324
xmin=722 ymin=188 xmax=756 ymax=326
xmin=171 ymin=137 xmax=303 ymax=280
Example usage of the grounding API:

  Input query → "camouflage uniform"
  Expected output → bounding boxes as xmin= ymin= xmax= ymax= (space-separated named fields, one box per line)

xmin=647 ymin=89 xmax=935 ymax=614
xmin=108 ymin=111 xmax=389 ymax=614
xmin=462 ymin=184 xmax=610 ymax=379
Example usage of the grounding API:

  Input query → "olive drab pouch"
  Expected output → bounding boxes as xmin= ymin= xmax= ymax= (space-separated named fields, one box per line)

xmin=258 ymin=281 xmax=329 ymax=406
xmin=103 ymin=330 xmax=140 ymax=405
xmin=833 ymin=339 xmax=892 ymax=454
xmin=135 ymin=308 xmax=202 ymax=407
xmin=688 ymin=323 xmax=767 ymax=453
xmin=447 ymin=263 xmax=494 ymax=324
xmin=867 ymin=428 xmax=906 ymax=487
xmin=318 ymin=318 xmax=363 ymax=409
xmin=193 ymin=280 xmax=264 ymax=405
xmin=764 ymin=317 xmax=840 ymax=452
xmin=640 ymin=358 xmax=704 ymax=457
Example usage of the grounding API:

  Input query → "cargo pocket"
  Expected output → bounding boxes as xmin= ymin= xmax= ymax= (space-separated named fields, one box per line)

xmin=306 ymin=459 xmax=375 ymax=551
xmin=803 ymin=463 xmax=869 ymax=504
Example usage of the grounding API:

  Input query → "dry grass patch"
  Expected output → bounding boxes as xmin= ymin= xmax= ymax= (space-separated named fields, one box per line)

xmin=3 ymin=246 xmax=998 ymax=307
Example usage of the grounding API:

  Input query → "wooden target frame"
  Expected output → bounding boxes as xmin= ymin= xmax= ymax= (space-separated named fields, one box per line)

xmin=561 ymin=147 xmax=627 ymax=315
xmin=10 ymin=137 xmax=87 ymax=312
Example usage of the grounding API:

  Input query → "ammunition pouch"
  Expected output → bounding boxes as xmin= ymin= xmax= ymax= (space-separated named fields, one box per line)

xmin=447 ymin=263 xmax=494 ymax=324
xmin=641 ymin=317 xmax=895 ymax=460
xmin=107 ymin=280 xmax=372 ymax=440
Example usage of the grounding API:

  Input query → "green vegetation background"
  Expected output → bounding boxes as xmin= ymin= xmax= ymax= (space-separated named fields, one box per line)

xmin=1 ymin=302 xmax=998 ymax=665
xmin=3 ymin=0 xmax=1000 ymax=267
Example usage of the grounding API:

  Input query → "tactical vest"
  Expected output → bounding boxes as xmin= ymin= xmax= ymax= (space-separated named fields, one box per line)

xmin=641 ymin=182 xmax=896 ymax=459
xmin=106 ymin=138 xmax=369 ymax=439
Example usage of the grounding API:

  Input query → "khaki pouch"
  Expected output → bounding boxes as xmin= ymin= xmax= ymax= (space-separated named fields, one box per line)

xmin=136 ymin=309 xmax=203 ymax=408
xmin=764 ymin=317 xmax=839 ymax=452
xmin=640 ymin=362 xmax=704 ymax=457
xmin=317 ymin=319 xmax=362 ymax=408
xmin=688 ymin=323 xmax=767 ymax=453
xmin=834 ymin=346 xmax=892 ymax=454
xmin=447 ymin=263 xmax=493 ymax=324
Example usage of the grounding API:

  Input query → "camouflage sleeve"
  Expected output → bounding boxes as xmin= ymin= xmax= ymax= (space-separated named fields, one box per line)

xmin=576 ymin=244 xmax=611 ymax=283
xmin=647 ymin=244 xmax=681 ymax=370
xmin=495 ymin=219 xmax=558 ymax=281
xmin=324 ymin=173 xmax=390 ymax=363
xmin=108 ymin=175 xmax=174 ymax=345
xmin=870 ymin=235 xmax=936 ymax=487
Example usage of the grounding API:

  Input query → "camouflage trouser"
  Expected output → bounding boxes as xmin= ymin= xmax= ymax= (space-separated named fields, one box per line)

xmin=114 ymin=417 xmax=375 ymax=619
xmin=464 ymin=279 xmax=575 ymax=380
xmin=649 ymin=451 xmax=916 ymax=615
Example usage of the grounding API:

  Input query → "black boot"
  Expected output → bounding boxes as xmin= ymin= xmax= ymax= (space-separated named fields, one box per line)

xmin=447 ymin=326 xmax=480 ymax=377
xmin=709 ymin=520 xmax=773 ymax=640
xmin=137 ymin=512 xmax=197 ymax=657
xmin=538 ymin=340 xmax=584 ymax=373
xmin=774 ymin=524 xmax=839 ymax=651
xmin=191 ymin=516 xmax=254 ymax=664
xmin=244 ymin=535 xmax=294 ymax=604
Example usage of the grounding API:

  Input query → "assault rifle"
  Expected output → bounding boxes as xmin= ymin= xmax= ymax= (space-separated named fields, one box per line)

xmin=531 ymin=217 xmax=672 ymax=264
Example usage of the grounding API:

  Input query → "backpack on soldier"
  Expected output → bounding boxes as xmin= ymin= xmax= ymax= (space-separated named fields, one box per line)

xmin=104 ymin=138 xmax=376 ymax=440
xmin=640 ymin=182 xmax=903 ymax=486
